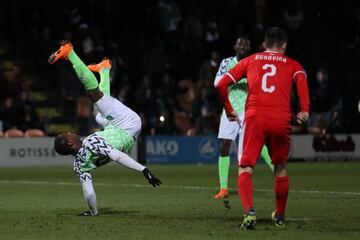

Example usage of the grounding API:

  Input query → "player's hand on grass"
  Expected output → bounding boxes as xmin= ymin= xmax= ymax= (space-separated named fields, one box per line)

xmin=226 ymin=111 xmax=239 ymax=122
xmin=142 ymin=168 xmax=162 ymax=187
xmin=296 ymin=112 xmax=309 ymax=124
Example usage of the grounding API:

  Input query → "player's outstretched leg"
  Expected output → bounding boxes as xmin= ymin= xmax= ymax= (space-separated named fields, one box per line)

xmin=88 ymin=58 xmax=112 ymax=127
xmin=88 ymin=58 xmax=112 ymax=96
xmin=49 ymin=40 xmax=100 ymax=94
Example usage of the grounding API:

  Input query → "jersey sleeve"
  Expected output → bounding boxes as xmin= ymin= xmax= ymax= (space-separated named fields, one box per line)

xmin=226 ymin=57 xmax=249 ymax=82
xmin=215 ymin=57 xmax=249 ymax=113
xmin=293 ymin=62 xmax=310 ymax=112
xmin=214 ymin=59 xmax=227 ymax=87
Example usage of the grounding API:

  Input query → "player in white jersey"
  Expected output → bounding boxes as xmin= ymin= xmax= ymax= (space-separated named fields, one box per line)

xmin=214 ymin=37 xmax=273 ymax=199
xmin=48 ymin=40 xmax=161 ymax=216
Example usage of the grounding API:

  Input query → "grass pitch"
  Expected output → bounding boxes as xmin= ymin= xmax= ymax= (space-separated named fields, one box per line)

xmin=0 ymin=162 xmax=359 ymax=240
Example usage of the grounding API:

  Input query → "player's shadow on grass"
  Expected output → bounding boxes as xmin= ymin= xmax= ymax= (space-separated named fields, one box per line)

xmin=256 ymin=218 xmax=273 ymax=224
xmin=98 ymin=207 xmax=141 ymax=216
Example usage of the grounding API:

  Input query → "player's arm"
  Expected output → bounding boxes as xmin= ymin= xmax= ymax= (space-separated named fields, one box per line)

xmin=108 ymin=148 xmax=162 ymax=187
xmin=215 ymin=59 xmax=248 ymax=120
xmin=293 ymin=66 xmax=310 ymax=124
xmin=214 ymin=59 xmax=227 ymax=87
xmin=86 ymin=136 xmax=161 ymax=187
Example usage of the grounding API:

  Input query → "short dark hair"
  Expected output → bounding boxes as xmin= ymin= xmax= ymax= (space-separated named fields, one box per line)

xmin=264 ymin=27 xmax=287 ymax=48
xmin=54 ymin=135 xmax=71 ymax=155
xmin=236 ymin=34 xmax=250 ymax=41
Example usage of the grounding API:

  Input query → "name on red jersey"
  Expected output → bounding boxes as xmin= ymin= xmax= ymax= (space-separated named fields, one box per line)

xmin=254 ymin=54 xmax=287 ymax=63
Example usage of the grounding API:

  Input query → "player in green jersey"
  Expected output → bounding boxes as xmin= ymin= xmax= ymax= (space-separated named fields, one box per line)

xmin=49 ymin=40 xmax=161 ymax=216
xmin=213 ymin=37 xmax=273 ymax=199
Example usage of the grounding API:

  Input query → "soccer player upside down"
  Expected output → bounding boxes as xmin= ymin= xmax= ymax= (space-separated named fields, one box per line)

xmin=49 ymin=40 xmax=161 ymax=216
xmin=216 ymin=27 xmax=309 ymax=229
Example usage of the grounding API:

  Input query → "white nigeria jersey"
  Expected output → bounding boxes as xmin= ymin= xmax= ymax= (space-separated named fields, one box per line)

xmin=73 ymin=134 xmax=114 ymax=176
xmin=73 ymin=126 xmax=135 ymax=175
xmin=214 ymin=56 xmax=248 ymax=113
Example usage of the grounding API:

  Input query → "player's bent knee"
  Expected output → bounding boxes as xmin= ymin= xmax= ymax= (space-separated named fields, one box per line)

xmin=274 ymin=163 xmax=287 ymax=176
xmin=238 ymin=165 xmax=253 ymax=175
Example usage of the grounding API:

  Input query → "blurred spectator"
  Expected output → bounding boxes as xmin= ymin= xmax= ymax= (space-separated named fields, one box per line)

xmin=0 ymin=98 xmax=19 ymax=131
xmin=173 ymin=78 xmax=195 ymax=134
xmin=195 ymin=105 xmax=218 ymax=135
xmin=184 ymin=12 xmax=203 ymax=55
xmin=283 ymin=1 xmax=305 ymax=31
xmin=0 ymin=62 xmax=24 ymax=104
xmin=17 ymin=90 xmax=44 ymax=132
xmin=158 ymin=0 xmax=182 ymax=33
xmin=308 ymin=67 xmax=342 ymax=134
xmin=76 ymin=95 xmax=94 ymax=136
xmin=205 ymin=21 xmax=220 ymax=52
xmin=0 ymin=0 xmax=359 ymax=135
xmin=198 ymin=50 xmax=220 ymax=86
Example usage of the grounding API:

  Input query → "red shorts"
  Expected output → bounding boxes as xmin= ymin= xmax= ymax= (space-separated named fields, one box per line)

xmin=238 ymin=115 xmax=291 ymax=167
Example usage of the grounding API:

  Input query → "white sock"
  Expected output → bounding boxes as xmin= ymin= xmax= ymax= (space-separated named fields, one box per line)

xmin=109 ymin=148 xmax=146 ymax=172
xmin=80 ymin=173 xmax=98 ymax=215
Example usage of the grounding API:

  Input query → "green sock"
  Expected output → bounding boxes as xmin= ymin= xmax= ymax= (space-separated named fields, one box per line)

xmin=67 ymin=50 xmax=98 ymax=90
xmin=218 ymin=156 xmax=230 ymax=189
xmin=99 ymin=69 xmax=110 ymax=95
xmin=260 ymin=146 xmax=274 ymax=171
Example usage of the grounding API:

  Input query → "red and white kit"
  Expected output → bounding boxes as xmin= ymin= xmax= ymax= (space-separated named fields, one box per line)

xmin=217 ymin=51 xmax=309 ymax=166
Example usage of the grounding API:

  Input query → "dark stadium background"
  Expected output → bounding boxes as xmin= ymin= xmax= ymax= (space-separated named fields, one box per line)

xmin=0 ymin=0 xmax=359 ymax=137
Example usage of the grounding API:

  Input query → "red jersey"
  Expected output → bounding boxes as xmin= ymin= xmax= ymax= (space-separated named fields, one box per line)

xmin=217 ymin=51 xmax=309 ymax=120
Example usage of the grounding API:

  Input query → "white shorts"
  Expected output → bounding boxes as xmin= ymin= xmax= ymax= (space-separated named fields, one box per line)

xmin=94 ymin=95 xmax=142 ymax=137
xmin=217 ymin=111 xmax=244 ymax=141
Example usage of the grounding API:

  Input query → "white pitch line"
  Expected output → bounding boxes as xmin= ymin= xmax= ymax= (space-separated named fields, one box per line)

xmin=286 ymin=217 xmax=311 ymax=221
xmin=0 ymin=180 xmax=360 ymax=196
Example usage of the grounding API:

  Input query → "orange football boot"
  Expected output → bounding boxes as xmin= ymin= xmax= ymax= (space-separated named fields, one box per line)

xmin=48 ymin=40 xmax=73 ymax=64
xmin=87 ymin=58 xmax=112 ymax=72
xmin=214 ymin=188 xmax=229 ymax=199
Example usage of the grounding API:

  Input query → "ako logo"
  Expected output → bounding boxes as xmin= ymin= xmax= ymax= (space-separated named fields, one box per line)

xmin=199 ymin=137 xmax=218 ymax=158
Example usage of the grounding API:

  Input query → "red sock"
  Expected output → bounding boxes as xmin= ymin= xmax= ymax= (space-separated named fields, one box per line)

xmin=237 ymin=172 xmax=253 ymax=213
xmin=274 ymin=175 xmax=289 ymax=216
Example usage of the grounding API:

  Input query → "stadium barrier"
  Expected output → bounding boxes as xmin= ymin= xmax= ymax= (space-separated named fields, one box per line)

xmin=0 ymin=134 xmax=358 ymax=166
xmin=0 ymin=137 xmax=138 ymax=167
xmin=145 ymin=134 xmax=360 ymax=164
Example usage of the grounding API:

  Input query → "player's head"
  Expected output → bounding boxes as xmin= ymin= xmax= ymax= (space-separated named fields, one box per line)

xmin=54 ymin=132 xmax=82 ymax=155
xmin=263 ymin=27 xmax=287 ymax=53
xmin=234 ymin=35 xmax=251 ymax=59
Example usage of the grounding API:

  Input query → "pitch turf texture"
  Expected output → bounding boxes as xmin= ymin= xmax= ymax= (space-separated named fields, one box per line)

xmin=0 ymin=163 xmax=359 ymax=240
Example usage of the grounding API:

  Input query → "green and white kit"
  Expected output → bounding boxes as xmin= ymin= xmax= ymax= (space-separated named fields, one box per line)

xmin=214 ymin=56 xmax=247 ymax=140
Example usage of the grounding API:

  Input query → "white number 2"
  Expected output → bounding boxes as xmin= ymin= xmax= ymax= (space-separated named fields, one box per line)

xmin=261 ymin=64 xmax=276 ymax=93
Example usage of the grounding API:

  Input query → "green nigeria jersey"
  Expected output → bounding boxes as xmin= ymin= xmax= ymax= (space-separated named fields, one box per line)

xmin=73 ymin=125 xmax=135 ymax=174
xmin=216 ymin=56 xmax=248 ymax=113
